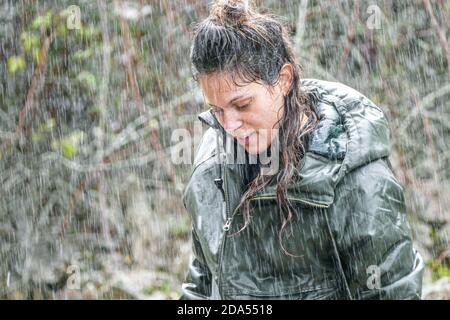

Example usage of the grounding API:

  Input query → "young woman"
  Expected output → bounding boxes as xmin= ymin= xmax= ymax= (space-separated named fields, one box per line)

xmin=180 ymin=0 xmax=424 ymax=300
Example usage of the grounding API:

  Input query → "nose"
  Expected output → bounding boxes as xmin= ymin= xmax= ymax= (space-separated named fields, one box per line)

xmin=222 ymin=109 xmax=243 ymax=132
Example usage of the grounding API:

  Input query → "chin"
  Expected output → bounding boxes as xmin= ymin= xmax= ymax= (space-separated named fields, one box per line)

xmin=245 ymin=143 xmax=269 ymax=155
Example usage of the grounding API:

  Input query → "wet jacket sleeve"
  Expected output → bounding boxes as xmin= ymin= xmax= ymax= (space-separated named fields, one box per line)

xmin=180 ymin=225 xmax=212 ymax=300
xmin=329 ymin=159 xmax=424 ymax=300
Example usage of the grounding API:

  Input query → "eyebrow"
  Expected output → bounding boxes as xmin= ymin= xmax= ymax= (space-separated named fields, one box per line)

xmin=207 ymin=95 xmax=251 ymax=108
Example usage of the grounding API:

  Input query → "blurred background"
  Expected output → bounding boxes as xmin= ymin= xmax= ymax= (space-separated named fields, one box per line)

xmin=0 ymin=0 xmax=448 ymax=299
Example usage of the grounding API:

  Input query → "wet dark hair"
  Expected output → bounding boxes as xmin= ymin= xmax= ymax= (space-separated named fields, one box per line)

xmin=190 ymin=0 xmax=318 ymax=256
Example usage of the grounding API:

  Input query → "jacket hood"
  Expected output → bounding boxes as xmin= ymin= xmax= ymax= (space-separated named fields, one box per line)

xmin=196 ymin=78 xmax=391 ymax=206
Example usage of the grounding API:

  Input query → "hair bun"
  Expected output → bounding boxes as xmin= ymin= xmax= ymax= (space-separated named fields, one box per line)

xmin=211 ymin=0 xmax=251 ymax=26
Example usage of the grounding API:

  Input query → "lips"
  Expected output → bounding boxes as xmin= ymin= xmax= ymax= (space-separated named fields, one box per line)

xmin=236 ymin=132 xmax=255 ymax=145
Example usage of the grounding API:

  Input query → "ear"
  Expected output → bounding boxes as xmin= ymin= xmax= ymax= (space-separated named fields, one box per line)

xmin=278 ymin=64 xmax=293 ymax=96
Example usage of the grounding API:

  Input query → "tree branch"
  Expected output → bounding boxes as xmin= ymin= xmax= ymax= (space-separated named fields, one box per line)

xmin=1 ymin=29 xmax=56 ymax=152
xmin=294 ymin=0 xmax=309 ymax=57
xmin=338 ymin=0 xmax=360 ymax=77
xmin=423 ymin=0 xmax=450 ymax=75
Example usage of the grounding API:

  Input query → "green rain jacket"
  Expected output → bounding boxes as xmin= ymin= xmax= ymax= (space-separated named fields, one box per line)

xmin=180 ymin=79 xmax=424 ymax=300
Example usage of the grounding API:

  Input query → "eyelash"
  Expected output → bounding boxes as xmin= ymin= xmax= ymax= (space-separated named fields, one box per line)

xmin=212 ymin=104 xmax=249 ymax=114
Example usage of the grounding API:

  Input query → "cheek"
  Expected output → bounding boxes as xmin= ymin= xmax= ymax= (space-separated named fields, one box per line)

xmin=264 ymin=108 xmax=282 ymax=130
xmin=242 ymin=112 xmax=258 ymax=127
xmin=247 ymin=112 xmax=276 ymax=131
xmin=246 ymin=99 xmax=283 ymax=129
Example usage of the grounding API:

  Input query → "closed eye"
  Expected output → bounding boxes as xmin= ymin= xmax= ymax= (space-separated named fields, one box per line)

xmin=208 ymin=101 xmax=250 ymax=114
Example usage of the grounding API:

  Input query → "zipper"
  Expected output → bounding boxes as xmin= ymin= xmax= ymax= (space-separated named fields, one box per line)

xmin=225 ymin=195 xmax=331 ymax=226
xmin=219 ymin=193 xmax=330 ymax=242
xmin=247 ymin=195 xmax=330 ymax=209
xmin=214 ymin=178 xmax=226 ymax=220
xmin=217 ymin=187 xmax=331 ymax=235
xmin=223 ymin=217 xmax=232 ymax=231
xmin=216 ymin=165 xmax=231 ymax=297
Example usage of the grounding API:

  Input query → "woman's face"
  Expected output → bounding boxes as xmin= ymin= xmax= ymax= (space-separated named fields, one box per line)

xmin=199 ymin=66 xmax=292 ymax=155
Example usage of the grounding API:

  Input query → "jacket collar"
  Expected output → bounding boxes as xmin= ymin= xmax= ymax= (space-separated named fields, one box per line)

xmin=198 ymin=108 xmax=221 ymax=131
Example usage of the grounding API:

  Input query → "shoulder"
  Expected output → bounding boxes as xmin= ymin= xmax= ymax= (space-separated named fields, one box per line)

xmin=302 ymin=78 xmax=375 ymax=106
xmin=331 ymin=157 xmax=407 ymax=237
xmin=337 ymin=158 xmax=404 ymax=200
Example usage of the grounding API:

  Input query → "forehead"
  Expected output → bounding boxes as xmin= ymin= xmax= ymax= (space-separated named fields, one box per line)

xmin=199 ymin=72 xmax=259 ymax=102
